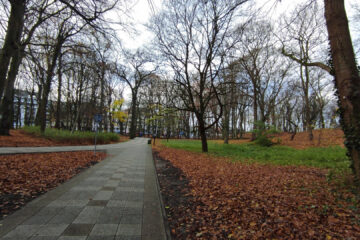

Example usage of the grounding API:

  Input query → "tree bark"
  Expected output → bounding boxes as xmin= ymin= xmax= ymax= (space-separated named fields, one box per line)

xmin=129 ymin=90 xmax=138 ymax=139
xmin=0 ymin=0 xmax=25 ymax=100
xmin=324 ymin=0 xmax=360 ymax=183
xmin=55 ymin=53 xmax=63 ymax=129
xmin=198 ymin=117 xmax=208 ymax=152
xmin=0 ymin=49 xmax=22 ymax=135
xmin=38 ymin=36 xmax=64 ymax=133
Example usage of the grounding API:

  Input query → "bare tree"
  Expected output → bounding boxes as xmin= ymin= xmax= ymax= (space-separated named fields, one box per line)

xmin=116 ymin=49 xmax=155 ymax=139
xmin=280 ymin=2 xmax=329 ymax=141
xmin=150 ymin=0 xmax=249 ymax=152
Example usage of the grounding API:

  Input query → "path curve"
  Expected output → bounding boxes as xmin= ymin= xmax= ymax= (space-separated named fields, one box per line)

xmin=0 ymin=138 xmax=168 ymax=240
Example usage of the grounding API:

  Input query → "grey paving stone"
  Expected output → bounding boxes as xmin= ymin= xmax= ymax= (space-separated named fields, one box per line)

xmin=87 ymin=200 xmax=108 ymax=206
xmin=73 ymin=207 xmax=103 ymax=224
xmin=101 ymin=186 xmax=116 ymax=191
xmin=120 ymin=215 xmax=142 ymax=225
xmin=115 ymin=187 xmax=144 ymax=193
xmin=57 ymin=236 xmax=87 ymax=240
xmin=122 ymin=178 xmax=144 ymax=184
xmin=117 ymin=182 xmax=143 ymax=188
xmin=124 ymin=201 xmax=143 ymax=209
xmin=70 ymin=186 xmax=102 ymax=191
xmin=87 ymin=236 xmax=115 ymax=240
xmin=62 ymin=224 xmax=94 ymax=236
xmin=106 ymin=200 xmax=126 ymax=208
xmin=92 ymin=191 xmax=113 ymax=200
xmin=22 ymin=213 xmax=55 ymax=225
xmin=30 ymin=236 xmax=58 ymax=240
xmin=96 ymin=207 xmax=123 ymax=224
xmin=47 ymin=200 xmax=89 ymax=207
xmin=59 ymin=191 xmax=97 ymax=200
xmin=1 ymin=237 xmax=28 ymax=240
xmin=116 ymin=224 xmax=141 ymax=236
xmin=114 ymin=235 xmax=141 ymax=240
xmin=80 ymin=180 xmax=108 ymax=187
xmin=111 ymin=191 xmax=143 ymax=201
xmin=85 ymin=177 xmax=109 ymax=181
xmin=111 ymin=174 xmax=123 ymax=179
xmin=37 ymin=207 xmax=64 ymax=216
xmin=3 ymin=225 xmax=42 ymax=238
xmin=48 ymin=207 xmax=83 ymax=224
xmin=89 ymin=224 xmax=118 ymax=236
xmin=33 ymin=224 xmax=68 ymax=236
xmin=104 ymin=180 xmax=119 ymax=187
xmin=122 ymin=207 xmax=142 ymax=215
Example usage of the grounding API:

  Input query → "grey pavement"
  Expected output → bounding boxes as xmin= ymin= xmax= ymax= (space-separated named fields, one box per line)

xmin=0 ymin=138 xmax=168 ymax=240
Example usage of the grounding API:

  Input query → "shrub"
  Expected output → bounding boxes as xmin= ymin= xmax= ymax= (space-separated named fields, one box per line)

xmin=252 ymin=121 xmax=279 ymax=147
xmin=254 ymin=135 xmax=273 ymax=147
xmin=22 ymin=126 xmax=119 ymax=144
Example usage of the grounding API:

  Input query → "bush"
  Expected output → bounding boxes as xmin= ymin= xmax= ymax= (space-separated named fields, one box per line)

xmin=252 ymin=121 xmax=278 ymax=147
xmin=22 ymin=126 xmax=119 ymax=144
xmin=254 ymin=135 xmax=273 ymax=147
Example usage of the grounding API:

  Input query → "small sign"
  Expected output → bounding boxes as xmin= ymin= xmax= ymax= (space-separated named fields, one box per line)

xmin=94 ymin=114 xmax=102 ymax=123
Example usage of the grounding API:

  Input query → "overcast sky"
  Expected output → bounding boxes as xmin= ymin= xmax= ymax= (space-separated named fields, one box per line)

xmin=113 ymin=0 xmax=358 ymax=101
xmin=118 ymin=0 xmax=359 ymax=50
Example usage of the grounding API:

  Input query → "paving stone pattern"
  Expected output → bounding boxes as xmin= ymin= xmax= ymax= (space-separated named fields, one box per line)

xmin=0 ymin=138 xmax=166 ymax=240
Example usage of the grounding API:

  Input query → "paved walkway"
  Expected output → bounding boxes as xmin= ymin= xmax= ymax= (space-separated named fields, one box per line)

xmin=0 ymin=138 xmax=168 ymax=240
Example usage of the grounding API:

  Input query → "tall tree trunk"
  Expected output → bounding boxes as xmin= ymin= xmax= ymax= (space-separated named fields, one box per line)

xmin=223 ymin=104 xmax=230 ymax=144
xmin=0 ymin=0 xmax=25 ymax=99
xmin=0 ymin=49 xmax=22 ymax=135
xmin=324 ymin=0 xmax=360 ymax=183
xmin=55 ymin=53 xmax=63 ymax=129
xmin=304 ymin=65 xmax=313 ymax=141
xmin=99 ymin=64 xmax=105 ymax=131
xmin=252 ymin=89 xmax=258 ymax=141
xmin=38 ymin=37 xmax=64 ymax=133
xmin=129 ymin=90 xmax=138 ymax=139
xmin=16 ymin=94 xmax=21 ymax=128
xmin=28 ymin=87 xmax=35 ymax=125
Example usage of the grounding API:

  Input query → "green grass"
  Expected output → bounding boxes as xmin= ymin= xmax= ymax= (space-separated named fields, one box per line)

xmin=162 ymin=139 xmax=350 ymax=170
xmin=22 ymin=126 xmax=119 ymax=144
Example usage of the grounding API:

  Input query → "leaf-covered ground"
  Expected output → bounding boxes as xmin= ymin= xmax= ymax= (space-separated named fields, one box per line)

xmin=154 ymin=145 xmax=360 ymax=239
xmin=0 ymin=151 xmax=106 ymax=219
xmin=212 ymin=129 xmax=345 ymax=149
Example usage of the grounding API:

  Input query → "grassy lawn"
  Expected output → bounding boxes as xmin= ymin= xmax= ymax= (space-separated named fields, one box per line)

xmin=161 ymin=139 xmax=350 ymax=170
xmin=23 ymin=126 xmax=119 ymax=144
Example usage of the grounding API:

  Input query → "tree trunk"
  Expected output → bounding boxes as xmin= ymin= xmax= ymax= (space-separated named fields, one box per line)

xmin=198 ymin=118 xmax=208 ymax=152
xmin=223 ymin=104 xmax=230 ymax=144
xmin=55 ymin=53 xmax=63 ymax=129
xmin=0 ymin=49 xmax=22 ymax=135
xmin=28 ymin=88 xmax=35 ymax=125
xmin=129 ymin=90 xmax=138 ymax=139
xmin=304 ymin=65 xmax=313 ymax=141
xmin=0 ymin=0 xmax=25 ymax=99
xmin=252 ymin=89 xmax=258 ymax=141
xmin=324 ymin=0 xmax=360 ymax=183
xmin=38 ymin=37 xmax=64 ymax=133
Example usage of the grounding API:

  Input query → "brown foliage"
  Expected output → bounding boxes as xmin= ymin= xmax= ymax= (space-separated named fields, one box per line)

xmin=274 ymin=129 xmax=345 ymax=149
xmin=155 ymin=145 xmax=360 ymax=239
xmin=0 ymin=130 xmax=62 ymax=147
xmin=0 ymin=151 xmax=106 ymax=219
xmin=213 ymin=129 xmax=345 ymax=149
